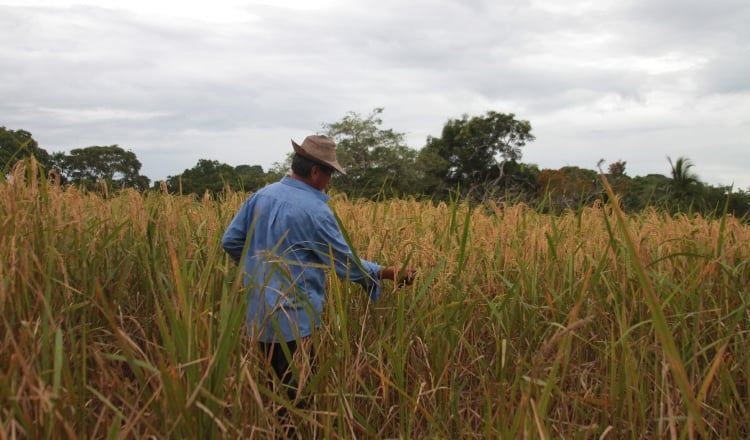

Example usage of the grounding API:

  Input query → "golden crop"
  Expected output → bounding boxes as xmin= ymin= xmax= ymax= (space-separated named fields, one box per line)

xmin=2 ymin=160 xmax=749 ymax=438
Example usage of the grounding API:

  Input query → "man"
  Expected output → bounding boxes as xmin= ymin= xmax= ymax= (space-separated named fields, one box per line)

xmin=222 ymin=134 xmax=415 ymax=408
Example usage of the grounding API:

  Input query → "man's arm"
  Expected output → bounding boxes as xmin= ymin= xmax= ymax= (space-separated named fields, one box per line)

xmin=222 ymin=203 xmax=251 ymax=265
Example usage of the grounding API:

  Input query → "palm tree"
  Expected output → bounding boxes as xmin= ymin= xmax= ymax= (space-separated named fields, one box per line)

xmin=667 ymin=156 xmax=700 ymax=207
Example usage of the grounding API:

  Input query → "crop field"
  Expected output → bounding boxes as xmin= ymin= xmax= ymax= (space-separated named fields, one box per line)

xmin=2 ymin=161 xmax=749 ymax=439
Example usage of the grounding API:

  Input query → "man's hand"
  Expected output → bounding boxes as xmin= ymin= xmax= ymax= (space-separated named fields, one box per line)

xmin=397 ymin=269 xmax=417 ymax=287
xmin=379 ymin=266 xmax=417 ymax=287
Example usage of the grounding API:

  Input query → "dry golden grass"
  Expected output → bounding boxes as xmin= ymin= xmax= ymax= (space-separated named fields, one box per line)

xmin=1 ymin=159 xmax=749 ymax=438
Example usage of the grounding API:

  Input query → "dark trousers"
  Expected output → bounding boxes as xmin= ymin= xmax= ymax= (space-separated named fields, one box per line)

xmin=258 ymin=340 xmax=314 ymax=408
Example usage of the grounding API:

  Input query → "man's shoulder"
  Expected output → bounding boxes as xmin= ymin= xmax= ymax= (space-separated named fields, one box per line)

xmin=253 ymin=178 xmax=291 ymax=198
xmin=254 ymin=179 xmax=328 ymax=210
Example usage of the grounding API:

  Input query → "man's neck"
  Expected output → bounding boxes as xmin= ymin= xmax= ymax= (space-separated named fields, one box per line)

xmin=290 ymin=172 xmax=323 ymax=192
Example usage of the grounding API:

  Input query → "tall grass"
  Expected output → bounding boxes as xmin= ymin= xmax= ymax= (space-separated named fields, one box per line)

xmin=1 ymin=159 xmax=749 ymax=438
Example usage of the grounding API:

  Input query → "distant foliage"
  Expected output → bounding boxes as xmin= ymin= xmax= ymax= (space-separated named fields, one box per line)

xmin=163 ymin=159 xmax=281 ymax=195
xmin=0 ymin=126 xmax=51 ymax=176
xmin=53 ymin=145 xmax=150 ymax=191
xmin=323 ymin=108 xmax=421 ymax=199
xmin=2 ymin=121 xmax=748 ymax=218
xmin=419 ymin=111 xmax=535 ymax=201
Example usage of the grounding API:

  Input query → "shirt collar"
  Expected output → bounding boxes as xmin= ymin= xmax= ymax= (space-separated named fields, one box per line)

xmin=281 ymin=175 xmax=330 ymax=202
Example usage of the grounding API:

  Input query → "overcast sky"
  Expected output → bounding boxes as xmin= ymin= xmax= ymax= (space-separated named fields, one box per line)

xmin=2 ymin=0 xmax=749 ymax=189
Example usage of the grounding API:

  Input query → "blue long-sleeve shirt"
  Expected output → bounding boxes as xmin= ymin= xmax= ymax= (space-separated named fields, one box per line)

xmin=222 ymin=176 xmax=382 ymax=343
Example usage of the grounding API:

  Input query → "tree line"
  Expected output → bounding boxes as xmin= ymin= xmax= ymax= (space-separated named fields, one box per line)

xmin=2 ymin=107 xmax=749 ymax=219
xmin=0 ymin=130 xmax=150 ymax=191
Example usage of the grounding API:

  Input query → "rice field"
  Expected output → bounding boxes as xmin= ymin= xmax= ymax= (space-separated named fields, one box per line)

xmin=1 ymin=160 xmax=749 ymax=439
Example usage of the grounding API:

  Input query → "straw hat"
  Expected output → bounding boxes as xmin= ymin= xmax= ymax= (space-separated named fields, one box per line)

xmin=291 ymin=135 xmax=346 ymax=175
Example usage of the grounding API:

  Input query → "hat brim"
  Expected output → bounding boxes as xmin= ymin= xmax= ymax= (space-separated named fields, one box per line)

xmin=291 ymin=139 xmax=347 ymax=175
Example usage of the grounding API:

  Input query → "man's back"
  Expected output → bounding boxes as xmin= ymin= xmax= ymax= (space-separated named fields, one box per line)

xmin=222 ymin=175 xmax=381 ymax=342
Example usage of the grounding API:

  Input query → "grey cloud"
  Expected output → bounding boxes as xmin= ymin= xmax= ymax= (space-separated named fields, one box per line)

xmin=1 ymin=1 xmax=748 ymax=187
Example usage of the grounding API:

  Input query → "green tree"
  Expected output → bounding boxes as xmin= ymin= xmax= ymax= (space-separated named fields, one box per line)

xmin=723 ymin=187 xmax=750 ymax=220
xmin=700 ymin=185 xmax=750 ymax=220
xmin=57 ymin=145 xmax=150 ymax=191
xmin=667 ymin=156 xmax=702 ymax=211
xmin=323 ymin=108 xmax=420 ymax=199
xmin=622 ymin=174 xmax=672 ymax=212
xmin=166 ymin=159 xmax=237 ymax=195
xmin=414 ymin=146 xmax=451 ymax=197
xmin=668 ymin=156 xmax=700 ymax=195
xmin=604 ymin=160 xmax=630 ymax=204
xmin=164 ymin=160 xmax=277 ymax=195
xmin=0 ymin=126 xmax=51 ymax=176
xmin=267 ymin=156 xmax=293 ymax=178
xmin=607 ymin=160 xmax=627 ymax=179
xmin=537 ymin=166 xmax=600 ymax=212
xmin=497 ymin=160 xmax=541 ymax=203
xmin=419 ymin=111 xmax=535 ymax=200
xmin=236 ymin=164 xmax=275 ymax=191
